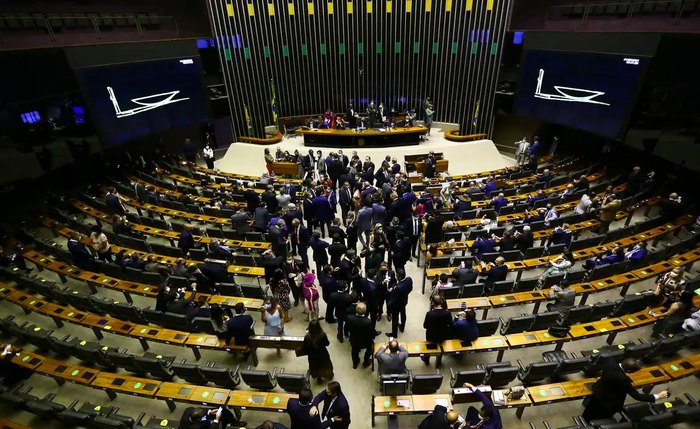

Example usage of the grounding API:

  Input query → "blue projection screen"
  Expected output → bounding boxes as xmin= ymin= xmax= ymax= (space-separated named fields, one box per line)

xmin=76 ymin=57 xmax=210 ymax=146
xmin=514 ymin=50 xmax=648 ymax=138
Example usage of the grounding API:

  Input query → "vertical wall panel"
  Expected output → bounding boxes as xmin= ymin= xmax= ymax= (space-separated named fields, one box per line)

xmin=207 ymin=0 xmax=512 ymax=139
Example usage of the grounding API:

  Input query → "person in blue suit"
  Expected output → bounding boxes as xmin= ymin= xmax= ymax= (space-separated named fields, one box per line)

xmin=286 ymin=388 xmax=322 ymax=429
xmin=104 ymin=187 xmax=126 ymax=215
xmin=310 ymin=381 xmax=351 ymax=429
xmin=491 ymin=193 xmax=508 ymax=214
xmin=453 ymin=309 xmax=479 ymax=345
xmin=67 ymin=232 xmax=95 ymax=270
xmin=312 ymin=194 xmax=333 ymax=239
xmin=471 ymin=235 xmax=497 ymax=261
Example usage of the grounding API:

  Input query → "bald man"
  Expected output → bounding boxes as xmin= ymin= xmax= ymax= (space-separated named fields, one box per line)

xmin=418 ymin=405 xmax=465 ymax=429
xmin=345 ymin=302 xmax=376 ymax=369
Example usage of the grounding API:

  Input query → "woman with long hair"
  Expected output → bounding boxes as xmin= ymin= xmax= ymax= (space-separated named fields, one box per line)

xmin=270 ymin=268 xmax=293 ymax=322
xmin=261 ymin=296 xmax=285 ymax=356
xmin=299 ymin=319 xmax=334 ymax=384
xmin=264 ymin=148 xmax=275 ymax=175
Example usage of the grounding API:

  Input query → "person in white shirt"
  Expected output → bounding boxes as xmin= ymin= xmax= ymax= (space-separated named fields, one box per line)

xmin=544 ymin=205 xmax=559 ymax=225
xmin=202 ymin=143 xmax=215 ymax=169
xmin=575 ymin=194 xmax=592 ymax=214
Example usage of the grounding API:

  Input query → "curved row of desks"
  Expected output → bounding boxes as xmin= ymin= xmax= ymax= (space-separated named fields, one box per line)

xmin=371 ymin=352 xmax=700 ymax=425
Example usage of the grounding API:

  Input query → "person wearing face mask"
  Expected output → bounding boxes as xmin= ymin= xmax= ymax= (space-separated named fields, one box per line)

xmin=654 ymin=267 xmax=686 ymax=308
xmin=309 ymin=381 xmax=351 ymax=429
xmin=418 ymin=406 xmax=466 ymax=429
xmin=461 ymin=382 xmax=502 ymax=428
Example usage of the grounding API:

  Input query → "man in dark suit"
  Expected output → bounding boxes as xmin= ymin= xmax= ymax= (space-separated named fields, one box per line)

xmin=480 ymin=257 xmax=508 ymax=296
xmin=361 ymin=157 xmax=375 ymax=183
xmin=310 ymin=231 xmax=330 ymax=274
xmin=290 ymin=218 xmax=310 ymax=267
xmin=359 ymin=271 xmax=380 ymax=324
xmin=178 ymin=224 xmax=197 ymax=256
xmin=188 ymin=262 xmax=230 ymax=294
xmin=243 ymin=182 xmax=260 ymax=214
xmin=391 ymin=231 xmax=411 ymax=271
xmin=452 ymin=260 xmax=478 ymax=287
xmin=471 ymin=235 xmax=497 ymax=261
xmin=417 ymin=405 xmax=461 ymax=429
xmin=261 ymin=185 xmax=279 ymax=215
xmin=254 ymin=421 xmax=288 ymax=429
xmin=338 ymin=182 xmax=353 ymax=226
xmin=337 ymin=150 xmax=349 ymax=170
xmin=230 ymin=208 xmax=252 ymax=234
xmin=421 ymin=295 xmax=453 ymax=366
xmin=177 ymin=406 xmax=241 ymax=429
xmin=514 ymin=225 xmax=534 ymax=253
xmin=424 ymin=152 xmax=437 ymax=179
xmin=330 ymin=282 xmax=354 ymax=342
xmin=310 ymin=381 xmax=351 ymax=429
xmin=327 ymin=154 xmax=344 ymax=189
xmin=407 ymin=213 xmax=422 ymax=258
xmin=345 ymin=302 xmax=376 ymax=368
xmin=67 ymin=232 xmax=95 ymax=270
xmin=227 ymin=302 xmax=254 ymax=347
xmin=318 ymin=265 xmax=338 ymax=323
xmin=582 ymin=358 xmax=669 ymax=421
xmin=286 ymin=388 xmax=322 ymax=429
xmin=105 ymin=187 xmax=126 ymax=215
xmin=328 ymin=219 xmax=347 ymax=245
xmin=268 ymin=219 xmax=288 ymax=257
xmin=385 ymin=269 xmax=413 ymax=338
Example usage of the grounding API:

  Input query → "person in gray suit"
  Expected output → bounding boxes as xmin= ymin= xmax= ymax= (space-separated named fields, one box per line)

xmin=231 ymin=208 xmax=252 ymax=234
xmin=357 ymin=204 xmax=374 ymax=249
xmin=375 ymin=340 xmax=408 ymax=375
xmin=546 ymin=279 xmax=575 ymax=317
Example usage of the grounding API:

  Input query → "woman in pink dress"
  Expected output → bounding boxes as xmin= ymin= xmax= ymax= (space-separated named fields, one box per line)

xmin=301 ymin=271 xmax=322 ymax=321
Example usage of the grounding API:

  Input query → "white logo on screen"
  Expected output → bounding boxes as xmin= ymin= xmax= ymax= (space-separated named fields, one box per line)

xmin=623 ymin=58 xmax=640 ymax=65
xmin=107 ymin=87 xmax=190 ymax=118
xmin=180 ymin=59 xmax=194 ymax=64
xmin=534 ymin=69 xmax=610 ymax=106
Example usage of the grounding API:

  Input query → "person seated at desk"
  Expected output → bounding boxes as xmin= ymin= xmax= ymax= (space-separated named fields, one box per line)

xmin=209 ymin=239 xmax=232 ymax=260
xmin=480 ymin=257 xmax=508 ymax=296
xmin=67 ymin=231 xmax=95 ymax=270
xmin=654 ymin=267 xmax=686 ymax=309
xmin=624 ymin=242 xmax=649 ymax=262
xmin=496 ymin=229 xmax=516 ymax=252
xmin=418 ymin=405 xmax=466 ymax=429
xmin=375 ymin=339 xmax=409 ymax=375
xmin=453 ymin=310 xmax=479 ymax=345
xmin=537 ymin=169 xmax=554 ymax=186
xmin=425 ymin=245 xmax=444 ymax=265
xmin=334 ymin=115 xmax=348 ymax=130
xmin=178 ymin=406 xmax=243 ymax=429
xmin=649 ymin=290 xmax=694 ymax=338
xmin=546 ymin=280 xmax=575 ymax=317
xmin=454 ymin=194 xmax=472 ymax=217
xmin=513 ymin=226 xmax=533 ymax=253
xmin=188 ymin=262 xmax=230 ymax=294
xmin=526 ymin=190 xmax=546 ymax=207
xmin=538 ymin=251 xmax=574 ymax=288
xmin=550 ymin=224 xmax=572 ymax=247
xmin=543 ymin=204 xmax=559 ymax=226
xmin=453 ymin=260 xmax=478 ymax=287
xmin=462 ymin=382 xmax=502 ymax=429
xmin=481 ymin=177 xmax=497 ymax=198
xmin=431 ymin=273 xmax=453 ymax=297
xmin=471 ymin=235 xmax=497 ymax=261
xmin=157 ymin=283 xmax=209 ymax=320
xmin=405 ymin=109 xmax=417 ymax=127
xmin=144 ymin=255 xmax=173 ymax=277
xmin=584 ymin=246 xmax=625 ymax=270
xmin=522 ymin=207 xmax=546 ymax=224
xmin=490 ymin=193 xmax=508 ymax=214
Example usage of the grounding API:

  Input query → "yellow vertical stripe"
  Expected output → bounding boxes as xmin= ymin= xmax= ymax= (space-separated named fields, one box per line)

xmin=328 ymin=1 xmax=334 ymax=14
xmin=268 ymin=3 xmax=275 ymax=15
xmin=288 ymin=2 xmax=295 ymax=14
xmin=367 ymin=1 xmax=373 ymax=13
xmin=406 ymin=0 xmax=412 ymax=12
xmin=445 ymin=0 xmax=452 ymax=12
xmin=387 ymin=0 xmax=392 ymax=12
xmin=487 ymin=0 xmax=494 ymax=10
xmin=308 ymin=2 xmax=315 ymax=14
xmin=466 ymin=0 xmax=473 ymax=11
xmin=248 ymin=2 xmax=255 ymax=16
xmin=347 ymin=1 xmax=354 ymax=13
xmin=425 ymin=0 xmax=432 ymax=12
xmin=226 ymin=3 xmax=234 ymax=16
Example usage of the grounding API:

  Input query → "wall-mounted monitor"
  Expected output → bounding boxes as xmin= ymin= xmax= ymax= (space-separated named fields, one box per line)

xmin=75 ymin=57 xmax=210 ymax=146
xmin=514 ymin=50 xmax=649 ymax=139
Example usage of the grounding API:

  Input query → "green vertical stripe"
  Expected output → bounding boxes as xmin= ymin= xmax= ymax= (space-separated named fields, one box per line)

xmin=432 ymin=42 xmax=439 ymax=54
xmin=376 ymin=42 xmax=382 ymax=54
xmin=412 ymin=41 xmax=420 ymax=54
xmin=357 ymin=42 xmax=364 ymax=54
xmin=470 ymin=42 xmax=478 ymax=54
xmin=451 ymin=42 xmax=458 ymax=54
xmin=491 ymin=42 xmax=498 ymax=55
xmin=224 ymin=49 xmax=231 ymax=61
xmin=394 ymin=41 xmax=401 ymax=54
xmin=320 ymin=43 xmax=327 ymax=55
xmin=263 ymin=46 xmax=270 ymax=58
xmin=301 ymin=43 xmax=308 ymax=56
xmin=339 ymin=42 xmax=346 ymax=54
xmin=282 ymin=45 xmax=289 ymax=57
xmin=244 ymin=47 xmax=251 ymax=59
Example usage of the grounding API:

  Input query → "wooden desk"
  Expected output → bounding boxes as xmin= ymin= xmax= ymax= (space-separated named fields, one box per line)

xmin=271 ymin=162 xmax=299 ymax=176
xmin=372 ymin=394 xmax=452 ymax=427
xmin=227 ymin=390 xmax=293 ymax=411
xmin=661 ymin=355 xmax=700 ymax=380
xmin=154 ymin=383 xmax=230 ymax=410
xmin=441 ymin=336 xmax=509 ymax=361
xmin=189 ymin=162 xmax=301 ymax=183
xmin=92 ymin=372 xmax=161 ymax=400
xmin=410 ymin=159 xmax=449 ymax=175
xmin=451 ymin=386 xmax=532 ymax=418
xmin=249 ymin=335 xmax=305 ymax=366
xmin=506 ymin=330 xmax=570 ymax=349
xmin=630 ymin=366 xmax=670 ymax=388
xmin=297 ymin=126 xmax=427 ymax=147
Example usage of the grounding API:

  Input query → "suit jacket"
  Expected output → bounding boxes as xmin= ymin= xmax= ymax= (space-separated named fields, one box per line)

xmin=253 ymin=206 xmax=269 ymax=230
xmin=339 ymin=187 xmax=353 ymax=206
xmin=310 ymin=238 xmax=330 ymax=264
xmin=471 ymin=238 xmax=496 ymax=260
xmin=243 ymin=189 xmax=260 ymax=212
xmin=387 ymin=277 xmax=413 ymax=310
xmin=375 ymin=345 xmax=408 ymax=375
xmin=227 ymin=314 xmax=254 ymax=346
xmin=178 ymin=407 xmax=220 ymax=429
xmin=392 ymin=238 xmax=411 ymax=264
xmin=482 ymin=264 xmax=508 ymax=286
xmin=357 ymin=207 xmax=374 ymax=232
xmin=311 ymin=391 xmax=351 ymax=429
xmin=313 ymin=196 xmax=334 ymax=222
xmin=584 ymin=358 xmax=656 ymax=420
xmin=423 ymin=309 xmax=453 ymax=343
xmin=345 ymin=313 xmax=375 ymax=347
xmin=231 ymin=212 xmax=252 ymax=234
xmin=261 ymin=190 xmax=278 ymax=214
xmin=286 ymin=399 xmax=322 ymax=429
xmin=330 ymin=290 xmax=354 ymax=320
xmin=178 ymin=230 xmax=196 ymax=255
xmin=452 ymin=268 xmax=478 ymax=286
xmin=105 ymin=193 xmax=126 ymax=215
xmin=417 ymin=405 xmax=451 ymax=429
xmin=371 ymin=203 xmax=387 ymax=226
xmin=68 ymin=239 xmax=94 ymax=270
